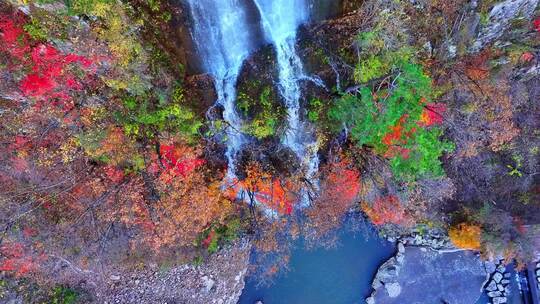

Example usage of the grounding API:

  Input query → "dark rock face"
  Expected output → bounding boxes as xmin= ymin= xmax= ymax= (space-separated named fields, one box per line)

xmin=297 ymin=9 xmax=367 ymax=98
xmin=236 ymin=143 xmax=301 ymax=178
xmin=183 ymin=73 xmax=218 ymax=116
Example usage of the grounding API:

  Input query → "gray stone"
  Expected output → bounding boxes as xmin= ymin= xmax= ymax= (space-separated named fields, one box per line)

xmin=493 ymin=297 xmax=507 ymax=304
xmin=485 ymin=261 xmax=497 ymax=273
xmin=472 ymin=0 xmax=540 ymax=51
xmin=501 ymin=279 xmax=510 ymax=285
xmin=488 ymin=291 xmax=502 ymax=298
xmin=398 ymin=242 xmax=405 ymax=254
xmin=503 ymin=272 xmax=511 ymax=279
xmin=493 ymin=272 xmax=503 ymax=283
xmin=366 ymin=297 xmax=375 ymax=304
xmin=536 ymin=269 xmax=540 ymax=276
xmin=496 ymin=264 xmax=506 ymax=273
xmin=255 ymin=301 xmax=263 ymax=304
xmin=396 ymin=253 xmax=404 ymax=264
xmin=370 ymin=247 xmax=487 ymax=304
xmin=201 ymin=276 xmax=215 ymax=293
xmin=110 ymin=275 xmax=121 ymax=281
xmin=486 ymin=281 xmax=498 ymax=291
xmin=385 ymin=282 xmax=402 ymax=298
xmin=497 ymin=284 xmax=504 ymax=292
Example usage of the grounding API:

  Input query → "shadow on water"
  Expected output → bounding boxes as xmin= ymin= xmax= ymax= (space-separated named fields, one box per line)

xmin=238 ymin=217 xmax=395 ymax=304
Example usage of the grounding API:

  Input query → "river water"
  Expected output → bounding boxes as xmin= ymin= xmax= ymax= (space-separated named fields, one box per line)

xmin=238 ymin=221 xmax=395 ymax=304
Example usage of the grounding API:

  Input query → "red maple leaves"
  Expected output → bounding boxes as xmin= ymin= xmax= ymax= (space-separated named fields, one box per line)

xmin=159 ymin=144 xmax=205 ymax=177
xmin=381 ymin=98 xmax=446 ymax=159
xmin=0 ymin=13 xmax=95 ymax=111
xmin=533 ymin=17 xmax=540 ymax=33
xmin=0 ymin=242 xmax=42 ymax=277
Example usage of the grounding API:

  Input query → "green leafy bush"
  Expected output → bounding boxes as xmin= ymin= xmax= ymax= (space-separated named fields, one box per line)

xmin=242 ymin=87 xmax=282 ymax=139
xmin=117 ymin=92 xmax=201 ymax=141
xmin=51 ymin=285 xmax=78 ymax=304
xmin=329 ymin=61 xmax=453 ymax=181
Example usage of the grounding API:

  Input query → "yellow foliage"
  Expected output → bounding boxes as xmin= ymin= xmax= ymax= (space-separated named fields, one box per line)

xmin=449 ymin=223 xmax=482 ymax=250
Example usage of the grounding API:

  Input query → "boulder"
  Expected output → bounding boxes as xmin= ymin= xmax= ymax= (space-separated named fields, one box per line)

xmin=486 ymin=281 xmax=497 ymax=291
xmin=484 ymin=261 xmax=496 ymax=273
xmin=493 ymin=297 xmax=508 ymax=304
xmin=493 ymin=272 xmax=503 ymax=283
xmin=201 ymin=276 xmax=215 ymax=294
xmin=385 ymin=282 xmax=402 ymax=298
xmin=488 ymin=291 xmax=502 ymax=298
xmin=398 ymin=242 xmax=405 ymax=254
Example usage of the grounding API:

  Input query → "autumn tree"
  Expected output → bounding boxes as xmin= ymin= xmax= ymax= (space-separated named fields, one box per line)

xmin=306 ymin=156 xmax=361 ymax=239
xmin=448 ymin=223 xmax=481 ymax=250
xmin=361 ymin=195 xmax=413 ymax=227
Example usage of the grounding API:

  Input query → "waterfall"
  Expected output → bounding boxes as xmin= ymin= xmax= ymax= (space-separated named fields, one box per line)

xmin=253 ymin=0 xmax=320 ymax=203
xmin=185 ymin=0 xmax=256 ymax=178
xmin=186 ymin=0 xmax=322 ymax=204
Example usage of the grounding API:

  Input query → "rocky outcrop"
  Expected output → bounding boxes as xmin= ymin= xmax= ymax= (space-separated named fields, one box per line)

xmin=472 ymin=0 xmax=539 ymax=51
xmin=367 ymin=243 xmax=487 ymax=304
xmin=184 ymin=73 xmax=218 ymax=116
xmin=100 ymin=240 xmax=251 ymax=304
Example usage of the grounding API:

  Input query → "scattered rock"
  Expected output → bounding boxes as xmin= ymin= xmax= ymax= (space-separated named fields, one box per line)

xmin=497 ymin=284 xmax=504 ymax=292
xmin=501 ymin=279 xmax=510 ymax=285
xmin=366 ymin=297 xmax=375 ymax=304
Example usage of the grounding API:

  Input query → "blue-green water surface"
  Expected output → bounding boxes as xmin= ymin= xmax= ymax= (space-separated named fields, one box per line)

xmin=238 ymin=223 xmax=395 ymax=304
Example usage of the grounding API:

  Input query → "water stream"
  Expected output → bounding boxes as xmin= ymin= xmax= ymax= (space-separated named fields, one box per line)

xmin=185 ymin=0 xmax=258 ymax=178
xmin=187 ymin=0 xmax=322 ymax=186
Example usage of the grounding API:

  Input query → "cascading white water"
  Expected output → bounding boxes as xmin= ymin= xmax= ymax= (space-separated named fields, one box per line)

xmin=187 ymin=0 xmax=322 ymax=205
xmin=186 ymin=0 xmax=255 ymax=178
xmin=253 ymin=0 xmax=320 ymax=203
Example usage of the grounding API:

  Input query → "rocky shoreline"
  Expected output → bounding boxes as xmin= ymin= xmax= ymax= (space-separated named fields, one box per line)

xmin=100 ymin=239 xmax=251 ymax=304
xmin=366 ymin=239 xmax=488 ymax=304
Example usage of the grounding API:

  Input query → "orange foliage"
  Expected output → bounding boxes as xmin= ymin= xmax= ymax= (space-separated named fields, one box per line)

xmin=230 ymin=163 xmax=297 ymax=215
xmin=361 ymin=195 xmax=412 ymax=226
xmin=465 ymin=50 xmax=491 ymax=80
xmin=448 ymin=223 xmax=481 ymax=250
xmin=306 ymin=157 xmax=361 ymax=236
xmin=382 ymin=114 xmax=414 ymax=159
